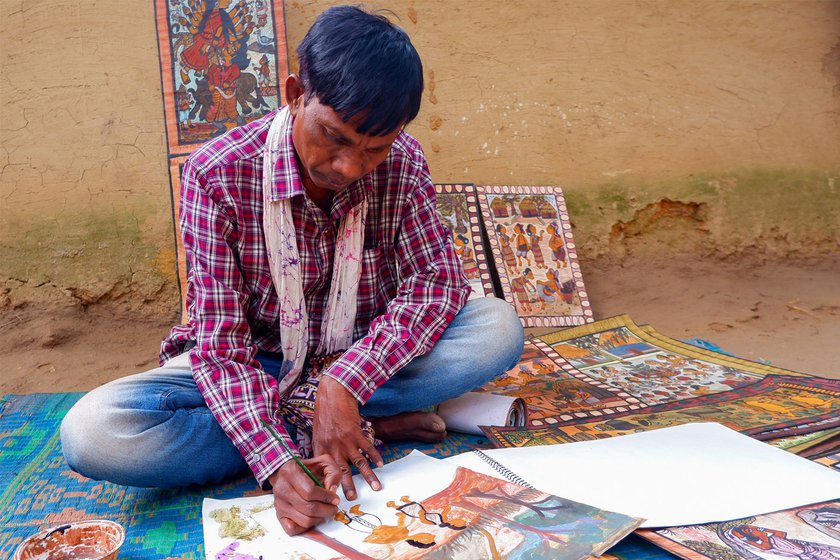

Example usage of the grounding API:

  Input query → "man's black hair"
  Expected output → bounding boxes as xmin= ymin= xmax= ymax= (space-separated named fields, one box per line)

xmin=297 ymin=5 xmax=424 ymax=136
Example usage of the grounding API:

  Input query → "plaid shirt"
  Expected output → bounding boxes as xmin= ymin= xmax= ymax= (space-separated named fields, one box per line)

xmin=160 ymin=111 xmax=469 ymax=484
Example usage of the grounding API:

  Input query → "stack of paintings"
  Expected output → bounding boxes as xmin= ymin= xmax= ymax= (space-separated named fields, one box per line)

xmin=466 ymin=314 xmax=840 ymax=560
xmin=477 ymin=315 xmax=839 ymax=454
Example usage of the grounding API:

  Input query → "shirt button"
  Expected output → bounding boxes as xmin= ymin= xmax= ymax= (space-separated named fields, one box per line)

xmin=252 ymin=452 xmax=261 ymax=462
xmin=367 ymin=381 xmax=376 ymax=390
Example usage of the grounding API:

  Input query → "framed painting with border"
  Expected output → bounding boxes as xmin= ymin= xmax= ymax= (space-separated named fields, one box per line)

xmin=477 ymin=185 xmax=593 ymax=327
xmin=434 ymin=183 xmax=495 ymax=299
xmin=154 ymin=0 xmax=290 ymax=156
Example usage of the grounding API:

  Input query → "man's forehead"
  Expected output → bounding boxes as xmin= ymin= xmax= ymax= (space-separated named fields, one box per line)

xmin=308 ymin=94 xmax=401 ymax=139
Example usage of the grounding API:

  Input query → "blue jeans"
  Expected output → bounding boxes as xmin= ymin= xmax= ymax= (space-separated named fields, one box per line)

xmin=60 ymin=297 xmax=524 ymax=488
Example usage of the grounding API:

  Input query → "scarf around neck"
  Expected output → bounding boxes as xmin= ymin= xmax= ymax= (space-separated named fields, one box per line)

xmin=262 ymin=107 xmax=368 ymax=397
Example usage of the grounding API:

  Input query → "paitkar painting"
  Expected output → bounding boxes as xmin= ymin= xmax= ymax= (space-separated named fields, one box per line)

xmin=473 ymin=339 xmax=639 ymax=426
xmin=478 ymin=185 xmax=593 ymax=327
xmin=155 ymin=0 xmax=290 ymax=154
xmin=435 ymin=184 xmax=495 ymax=299
xmin=638 ymin=501 xmax=840 ymax=560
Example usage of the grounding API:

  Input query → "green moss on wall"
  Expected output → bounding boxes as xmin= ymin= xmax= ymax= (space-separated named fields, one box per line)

xmin=0 ymin=208 xmax=179 ymax=312
xmin=568 ymin=168 xmax=840 ymax=259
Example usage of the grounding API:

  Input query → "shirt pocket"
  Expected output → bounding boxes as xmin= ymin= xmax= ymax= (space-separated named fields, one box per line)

xmin=356 ymin=244 xmax=396 ymax=329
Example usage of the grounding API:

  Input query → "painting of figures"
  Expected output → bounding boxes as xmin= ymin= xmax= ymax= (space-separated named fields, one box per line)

xmin=639 ymin=501 xmax=840 ymax=560
xmin=435 ymin=184 xmax=495 ymax=299
xmin=156 ymin=0 xmax=290 ymax=153
xmin=478 ymin=185 xmax=593 ymax=327
xmin=484 ymin=373 xmax=840 ymax=448
xmin=473 ymin=340 xmax=637 ymax=426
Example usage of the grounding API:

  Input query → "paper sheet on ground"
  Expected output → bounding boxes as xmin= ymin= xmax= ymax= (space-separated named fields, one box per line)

xmin=445 ymin=422 xmax=840 ymax=528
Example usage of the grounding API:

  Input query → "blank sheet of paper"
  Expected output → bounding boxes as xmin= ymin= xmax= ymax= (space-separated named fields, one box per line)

xmin=445 ymin=422 xmax=840 ymax=527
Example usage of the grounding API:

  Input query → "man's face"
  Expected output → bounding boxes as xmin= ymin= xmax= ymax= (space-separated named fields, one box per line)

xmin=287 ymin=80 xmax=401 ymax=196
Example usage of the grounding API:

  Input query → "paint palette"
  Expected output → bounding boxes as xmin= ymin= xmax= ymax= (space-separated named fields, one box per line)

xmin=14 ymin=520 xmax=125 ymax=560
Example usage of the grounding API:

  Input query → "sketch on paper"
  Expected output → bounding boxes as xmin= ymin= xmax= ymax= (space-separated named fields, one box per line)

xmin=203 ymin=453 xmax=641 ymax=560
xmin=307 ymin=462 xmax=642 ymax=560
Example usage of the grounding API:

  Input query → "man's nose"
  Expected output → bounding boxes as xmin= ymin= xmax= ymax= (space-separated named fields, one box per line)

xmin=331 ymin=150 xmax=364 ymax=181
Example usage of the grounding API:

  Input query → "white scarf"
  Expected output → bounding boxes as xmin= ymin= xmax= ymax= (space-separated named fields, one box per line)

xmin=262 ymin=107 xmax=368 ymax=397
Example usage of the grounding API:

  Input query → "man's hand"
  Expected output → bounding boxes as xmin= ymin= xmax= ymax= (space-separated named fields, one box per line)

xmin=268 ymin=455 xmax=342 ymax=535
xmin=313 ymin=376 xmax=384 ymax=501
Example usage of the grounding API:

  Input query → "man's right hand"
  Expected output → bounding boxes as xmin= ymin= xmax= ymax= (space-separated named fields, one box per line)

xmin=268 ymin=454 xmax=343 ymax=535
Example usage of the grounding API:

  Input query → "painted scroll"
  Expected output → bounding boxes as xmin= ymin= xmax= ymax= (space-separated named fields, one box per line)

xmin=483 ymin=373 xmax=840 ymax=448
xmin=155 ymin=0 xmax=290 ymax=155
xmin=479 ymin=316 xmax=839 ymax=452
xmin=472 ymin=339 xmax=640 ymax=427
xmin=477 ymin=185 xmax=593 ymax=327
xmin=434 ymin=183 xmax=495 ymax=299
xmin=637 ymin=501 xmax=840 ymax=560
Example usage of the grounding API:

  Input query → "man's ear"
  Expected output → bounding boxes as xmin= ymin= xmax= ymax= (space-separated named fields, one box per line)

xmin=285 ymin=74 xmax=305 ymax=117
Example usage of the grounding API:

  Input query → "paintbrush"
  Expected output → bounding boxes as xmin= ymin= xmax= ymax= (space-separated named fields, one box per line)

xmin=260 ymin=419 xmax=325 ymax=488
xmin=260 ymin=419 xmax=376 ymax=529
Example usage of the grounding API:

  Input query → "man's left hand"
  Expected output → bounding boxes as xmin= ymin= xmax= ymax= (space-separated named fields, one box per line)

xmin=312 ymin=376 xmax=384 ymax=500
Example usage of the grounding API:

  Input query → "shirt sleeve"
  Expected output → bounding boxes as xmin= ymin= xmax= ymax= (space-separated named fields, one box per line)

xmin=322 ymin=148 xmax=470 ymax=402
xmin=180 ymin=156 xmax=297 ymax=486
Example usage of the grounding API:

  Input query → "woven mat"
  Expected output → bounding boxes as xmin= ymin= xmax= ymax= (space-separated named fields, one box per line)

xmin=0 ymin=392 xmax=671 ymax=559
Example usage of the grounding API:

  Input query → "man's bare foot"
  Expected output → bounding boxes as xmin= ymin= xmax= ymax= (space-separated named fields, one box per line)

xmin=371 ymin=411 xmax=447 ymax=443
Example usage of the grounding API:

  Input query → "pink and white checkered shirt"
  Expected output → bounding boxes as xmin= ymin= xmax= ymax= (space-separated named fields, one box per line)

xmin=160 ymin=111 xmax=469 ymax=484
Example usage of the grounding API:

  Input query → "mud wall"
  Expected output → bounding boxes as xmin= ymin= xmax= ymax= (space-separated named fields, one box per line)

xmin=2 ymin=1 xmax=839 ymax=311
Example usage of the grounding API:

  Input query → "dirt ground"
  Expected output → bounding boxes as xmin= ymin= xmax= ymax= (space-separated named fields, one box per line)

xmin=1 ymin=255 xmax=838 ymax=395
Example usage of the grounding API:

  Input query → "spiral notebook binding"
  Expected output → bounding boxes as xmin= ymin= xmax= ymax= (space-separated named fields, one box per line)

xmin=471 ymin=449 xmax=533 ymax=488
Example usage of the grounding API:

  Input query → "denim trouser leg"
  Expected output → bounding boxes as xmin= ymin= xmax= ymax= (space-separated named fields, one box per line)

xmin=60 ymin=354 xmax=250 ymax=488
xmin=361 ymin=297 xmax=524 ymax=416
xmin=60 ymin=297 xmax=523 ymax=488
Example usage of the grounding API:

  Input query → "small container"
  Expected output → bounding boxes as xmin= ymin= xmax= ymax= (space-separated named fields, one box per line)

xmin=14 ymin=520 xmax=125 ymax=560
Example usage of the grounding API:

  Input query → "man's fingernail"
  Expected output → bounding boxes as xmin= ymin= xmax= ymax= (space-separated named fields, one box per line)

xmin=347 ymin=491 xmax=356 ymax=500
xmin=332 ymin=498 xmax=340 ymax=505
xmin=372 ymin=481 xmax=381 ymax=491
xmin=434 ymin=422 xmax=445 ymax=431
xmin=376 ymin=461 xmax=384 ymax=468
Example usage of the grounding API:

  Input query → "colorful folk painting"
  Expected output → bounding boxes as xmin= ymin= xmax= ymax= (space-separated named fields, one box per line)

xmin=434 ymin=184 xmax=495 ymax=299
xmin=473 ymin=339 xmax=640 ymax=426
xmin=203 ymin=453 xmax=642 ymax=560
xmin=477 ymin=185 xmax=593 ymax=327
xmin=539 ymin=315 xmax=813 ymax=408
xmin=816 ymin=452 xmax=840 ymax=471
xmin=638 ymin=501 xmax=840 ymax=560
xmin=309 ymin=465 xmax=642 ymax=560
xmin=155 ymin=0 xmax=290 ymax=155
xmin=483 ymin=373 xmax=840 ymax=449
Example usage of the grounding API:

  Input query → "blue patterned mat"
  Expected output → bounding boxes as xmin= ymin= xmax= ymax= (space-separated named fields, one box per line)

xmin=0 ymin=392 xmax=673 ymax=558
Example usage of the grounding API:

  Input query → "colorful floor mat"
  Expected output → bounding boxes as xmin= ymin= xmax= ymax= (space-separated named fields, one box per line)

xmin=0 ymin=392 xmax=490 ymax=558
